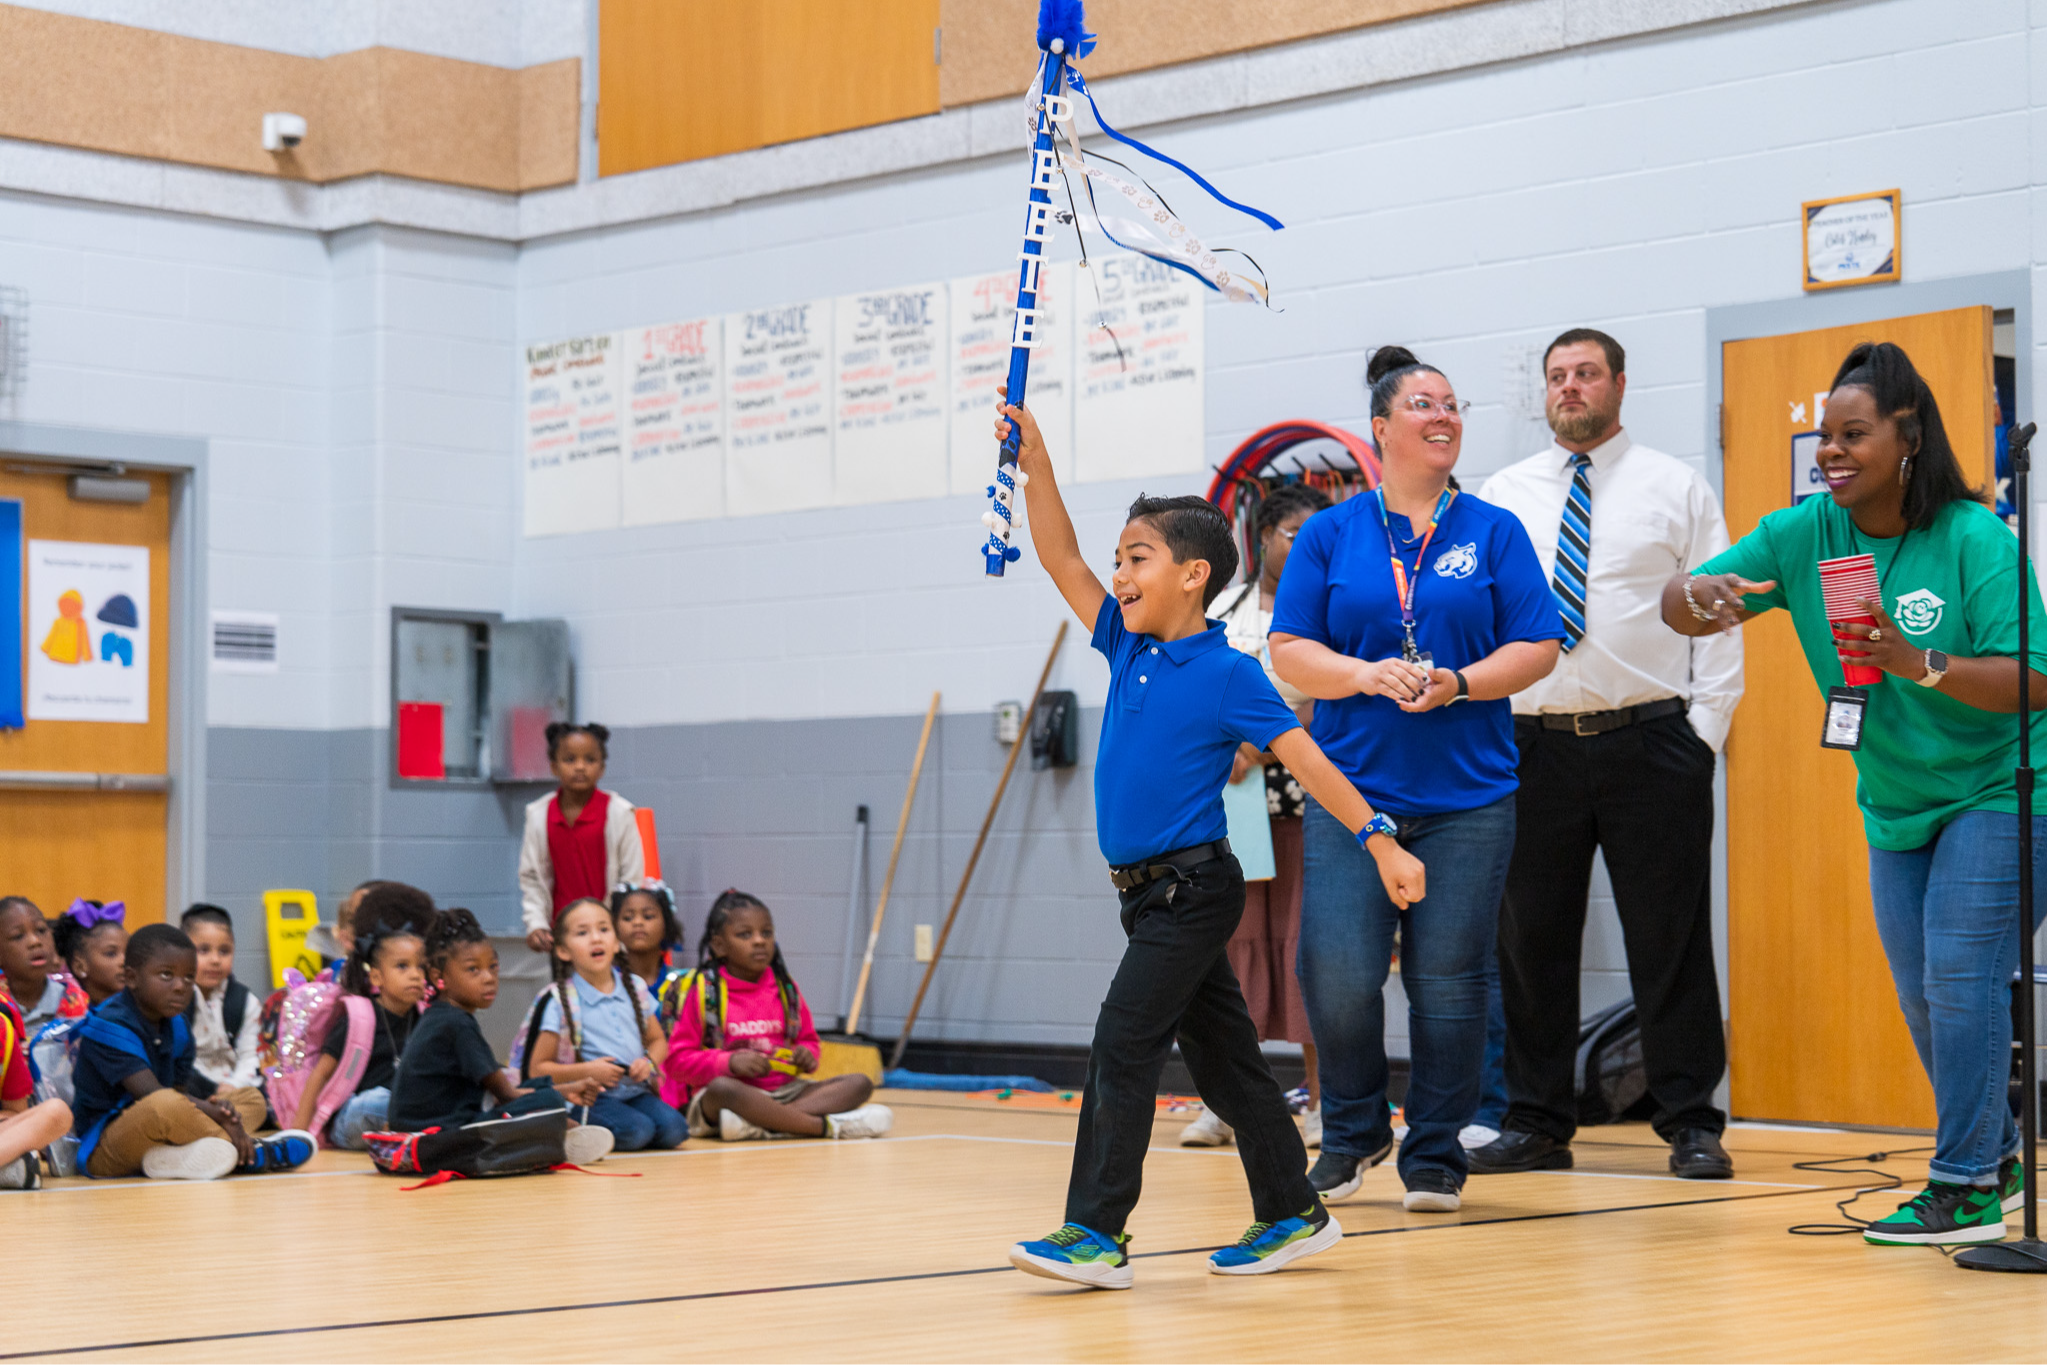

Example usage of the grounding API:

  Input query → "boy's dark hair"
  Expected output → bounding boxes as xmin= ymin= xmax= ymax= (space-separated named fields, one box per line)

xmin=126 ymin=922 xmax=193 ymax=970
xmin=545 ymin=722 xmax=610 ymax=760
xmin=1125 ymin=495 xmax=1239 ymax=607
xmin=1543 ymin=327 xmax=1626 ymax=378
xmin=611 ymin=881 xmax=682 ymax=954
xmin=686 ymin=890 xmax=799 ymax=1049
xmin=1829 ymin=341 xmax=1986 ymax=531
xmin=180 ymin=904 xmax=234 ymax=936
xmin=353 ymin=882 xmax=436 ymax=941
xmin=342 ymin=921 xmax=426 ymax=997
xmin=425 ymin=906 xmax=489 ymax=974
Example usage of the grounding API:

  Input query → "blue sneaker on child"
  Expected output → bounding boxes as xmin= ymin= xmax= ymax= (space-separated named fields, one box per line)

xmin=1209 ymin=1204 xmax=1342 ymax=1275
xmin=1009 ymin=1223 xmax=1133 ymax=1289
xmin=238 ymin=1129 xmax=316 ymax=1175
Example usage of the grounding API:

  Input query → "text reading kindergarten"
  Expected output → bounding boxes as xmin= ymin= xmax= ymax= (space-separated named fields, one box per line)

xmin=521 ymin=254 xmax=1204 ymax=537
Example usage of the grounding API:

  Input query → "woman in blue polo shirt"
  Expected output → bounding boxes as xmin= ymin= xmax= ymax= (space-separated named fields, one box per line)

xmin=1271 ymin=346 xmax=1563 ymax=1212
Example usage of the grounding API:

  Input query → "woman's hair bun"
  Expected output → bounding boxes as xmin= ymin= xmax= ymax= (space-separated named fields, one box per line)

xmin=1366 ymin=345 xmax=1422 ymax=386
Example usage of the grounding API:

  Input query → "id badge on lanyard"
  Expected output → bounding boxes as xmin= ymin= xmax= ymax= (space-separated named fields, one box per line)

xmin=1378 ymin=487 xmax=1457 ymax=665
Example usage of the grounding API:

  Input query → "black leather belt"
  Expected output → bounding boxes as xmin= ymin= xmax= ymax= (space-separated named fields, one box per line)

xmin=1109 ymin=838 xmax=1232 ymax=892
xmin=1517 ymin=696 xmax=1686 ymax=738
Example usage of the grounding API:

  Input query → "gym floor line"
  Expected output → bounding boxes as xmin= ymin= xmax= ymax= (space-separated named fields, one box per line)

xmin=2 ymin=1178 xmax=1876 ymax=1362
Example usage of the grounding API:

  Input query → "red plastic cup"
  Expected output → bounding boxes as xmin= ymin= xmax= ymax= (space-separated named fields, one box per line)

xmin=1819 ymin=554 xmax=1883 ymax=686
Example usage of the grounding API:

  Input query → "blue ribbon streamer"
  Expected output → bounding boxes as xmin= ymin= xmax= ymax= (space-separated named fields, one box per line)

xmin=1066 ymin=69 xmax=1283 ymax=231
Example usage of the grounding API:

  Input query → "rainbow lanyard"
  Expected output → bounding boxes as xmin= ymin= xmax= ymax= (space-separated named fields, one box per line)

xmin=1373 ymin=486 xmax=1458 ymax=663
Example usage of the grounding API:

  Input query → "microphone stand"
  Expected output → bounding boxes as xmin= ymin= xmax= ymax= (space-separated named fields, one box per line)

xmin=1958 ymin=420 xmax=2046 ymax=1272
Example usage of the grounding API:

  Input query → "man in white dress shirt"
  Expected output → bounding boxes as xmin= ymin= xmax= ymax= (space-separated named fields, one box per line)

xmin=1469 ymin=329 xmax=1743 ymax=1180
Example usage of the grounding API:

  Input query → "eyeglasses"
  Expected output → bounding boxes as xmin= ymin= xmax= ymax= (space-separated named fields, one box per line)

xmin=1398 ymin=395 xmax=1471 ymax=419
xmin=1269 ymin=527 xmax=1298 ymax=542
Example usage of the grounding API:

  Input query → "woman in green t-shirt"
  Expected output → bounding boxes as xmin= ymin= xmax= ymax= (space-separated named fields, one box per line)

xmin=1662 ymin=341 xmax=2047 ymax=1249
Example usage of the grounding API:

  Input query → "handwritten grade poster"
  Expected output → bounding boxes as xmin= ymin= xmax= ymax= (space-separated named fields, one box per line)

xmin=25 ymin=539 xmax=149 ymax=724
xmin=622 ymin=318 xmax=725 ymax=526
xmin=1072 ymin=254 xmax=1206 ymax=484
xmin=724 ymin=300 xmax=834 ymax=517
xmin=833 ymin=283 xmax=948 ymax=506
xmin=948 ymin=260 xmax=1074 ymax=496
xmin=523 ymin=333 xmax=623 ymax=537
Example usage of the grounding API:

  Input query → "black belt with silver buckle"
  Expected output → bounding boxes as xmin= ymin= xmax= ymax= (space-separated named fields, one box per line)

xmin=1518 ymin=696 xmax=1687 ymax=738
xmin=1108 ymin=838 xmax=1232 ymax=892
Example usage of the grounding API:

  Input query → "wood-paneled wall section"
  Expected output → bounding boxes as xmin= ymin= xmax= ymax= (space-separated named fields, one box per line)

xmin=0 ymin=4 xmax=580 ymax=191
xmin=597 ymin=0 xmax=943 ymax=177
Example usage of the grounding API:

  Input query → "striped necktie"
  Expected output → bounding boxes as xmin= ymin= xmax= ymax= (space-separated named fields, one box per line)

xmin=1552 ymin=453 xmax=1592 ymax=652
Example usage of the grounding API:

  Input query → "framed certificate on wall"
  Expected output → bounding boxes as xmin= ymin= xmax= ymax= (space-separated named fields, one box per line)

xmin=1802 ymin=189 xmax=1901 ymax=291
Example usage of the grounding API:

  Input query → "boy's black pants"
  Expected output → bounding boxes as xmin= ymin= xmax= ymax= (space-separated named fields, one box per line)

xmin=1066 ymin=850 xmax=1316 ymax=1236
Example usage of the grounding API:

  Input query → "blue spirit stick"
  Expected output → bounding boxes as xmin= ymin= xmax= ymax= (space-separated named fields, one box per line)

xmin=982 ymin=3 xmax=1092 ymax=577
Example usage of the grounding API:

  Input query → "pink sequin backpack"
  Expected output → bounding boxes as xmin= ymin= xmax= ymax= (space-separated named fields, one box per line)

xmin=260 ymin=970 xmax=373 ymax=1148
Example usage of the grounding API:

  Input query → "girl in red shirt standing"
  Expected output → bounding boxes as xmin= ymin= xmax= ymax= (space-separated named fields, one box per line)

xmin=518 ymin=723 xmax=645 ymax=953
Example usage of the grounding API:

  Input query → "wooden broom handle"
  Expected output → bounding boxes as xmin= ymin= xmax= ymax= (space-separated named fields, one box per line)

xmin=845 ymin=690 xmax=940 ymax=1035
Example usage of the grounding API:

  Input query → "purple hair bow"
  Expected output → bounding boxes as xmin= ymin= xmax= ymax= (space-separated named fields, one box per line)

xmin=65 ymin=899 xmax=125 ymax=928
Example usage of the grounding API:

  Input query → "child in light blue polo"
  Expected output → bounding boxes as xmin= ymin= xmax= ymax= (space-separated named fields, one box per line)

xmin=994 ymin=394 xmax=1425 ymax=1290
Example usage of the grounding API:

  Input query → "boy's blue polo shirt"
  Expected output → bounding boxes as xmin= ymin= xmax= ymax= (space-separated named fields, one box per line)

xmin=72 ymin=989 xmax=194 ymax=1142
xmin=1270 ymin=490 xmax=1564 ymax=816
xmin=1091 ymin=593 xmax=1302 ymax=866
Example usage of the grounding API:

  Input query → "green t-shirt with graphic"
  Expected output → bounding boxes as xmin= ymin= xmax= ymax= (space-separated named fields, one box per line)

xmin=1698 ymin=495 xmax=2047 ymax=851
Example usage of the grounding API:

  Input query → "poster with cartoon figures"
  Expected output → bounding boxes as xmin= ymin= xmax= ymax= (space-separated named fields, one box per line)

xmin=26 ymin=540 xmax=149 ymax=724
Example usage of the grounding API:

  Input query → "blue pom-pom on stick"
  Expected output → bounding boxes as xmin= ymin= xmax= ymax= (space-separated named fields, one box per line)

xmin=1036 ymin=0 xmax=1096 ymax=58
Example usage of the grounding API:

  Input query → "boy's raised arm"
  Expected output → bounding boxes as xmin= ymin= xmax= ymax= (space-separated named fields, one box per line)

xmin=1269 ymin=728 xmax=1426 ymax=909
xmin=997 ymin=387 xmax=1107 ymax=627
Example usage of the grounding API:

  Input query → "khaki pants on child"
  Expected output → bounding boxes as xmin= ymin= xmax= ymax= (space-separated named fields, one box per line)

xmin=87 ymin=1087 xmax=268 ymax=1178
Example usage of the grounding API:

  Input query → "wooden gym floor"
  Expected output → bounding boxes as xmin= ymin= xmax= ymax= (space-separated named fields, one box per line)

xmin=11 ymin=1090 xmax=2045 ymax=1363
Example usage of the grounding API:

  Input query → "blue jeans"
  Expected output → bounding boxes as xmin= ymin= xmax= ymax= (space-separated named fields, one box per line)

xmin=585 ymin=1088 xmax=688 ymax=1151
xmin=329 ymin=1086 xmax=389 ymax=1151
xmin=1474 ymin=957 xmax=1508 ymax=1132
xmin=1867 ymin=809 xmax=2047 ymax=1185
xmin=1300 ymin=794 xmax=1516 ymax=1185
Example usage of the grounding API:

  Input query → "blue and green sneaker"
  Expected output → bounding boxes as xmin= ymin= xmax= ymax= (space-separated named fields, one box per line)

xmin=1863 ymin=1181 xmax=2005 ymax=1246
xmin=1009 ymin=1224 xmax=1133 ymax=1289
xmin=1999 ymin=1156 xmax=2028 ymax=1215
xmin=1209 ymin=1204 xmax=1342 ymax=1276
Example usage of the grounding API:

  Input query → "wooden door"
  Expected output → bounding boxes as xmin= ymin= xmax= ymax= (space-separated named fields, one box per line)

xmin=0 ymin=467 xmax=172 ymax=926
xmin=1723 ymin=306 xmax=1997 ymax=1128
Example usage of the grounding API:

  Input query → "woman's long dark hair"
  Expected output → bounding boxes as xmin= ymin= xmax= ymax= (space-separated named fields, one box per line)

xmin=1829 ymin=341 xmax=1986 ymax=530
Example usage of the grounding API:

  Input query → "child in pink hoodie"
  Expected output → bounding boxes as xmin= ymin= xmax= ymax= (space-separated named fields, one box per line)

xmin=658 ymin=890 xmax=891 ymax=1142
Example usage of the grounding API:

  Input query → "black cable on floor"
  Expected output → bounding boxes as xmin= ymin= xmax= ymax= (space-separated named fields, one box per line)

xmin=1785 ymin=1144 xmax=1936 ymax=1236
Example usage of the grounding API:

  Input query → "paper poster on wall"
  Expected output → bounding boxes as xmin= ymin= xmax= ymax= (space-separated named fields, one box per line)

xmin=623 ymin=318 xmax=725 ymax=526
xmin=949 ymin=261 xmax=1074 ymax=495
xmin=1073 ymin=255 xmax=1205 ymax=484
xmin=523 ymin=333 xmax=624 ymax=537
xmin=25 ymin=539 xmax=148 ymax=724
xmin=833 ymin=283 xmax=948 ymax=506
xmin=725 ymin=300 xmax=834 ymax=517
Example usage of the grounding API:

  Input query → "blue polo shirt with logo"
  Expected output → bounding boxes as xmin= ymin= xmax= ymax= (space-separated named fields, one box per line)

xmin=1270 ymin=490 xmax=1563 ymax=817
xmin=1092 ymin=593 xmax=1303 ymax=866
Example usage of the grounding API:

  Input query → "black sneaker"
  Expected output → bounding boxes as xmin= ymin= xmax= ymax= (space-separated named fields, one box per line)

xmin=1468 ymin=1130 xmax=1573 ymax=1174
xmin=1308 ymin=1136 xmax=1393 ymax=1202
xmin=1402 ymin=1167 xmax=1461 ymax=1212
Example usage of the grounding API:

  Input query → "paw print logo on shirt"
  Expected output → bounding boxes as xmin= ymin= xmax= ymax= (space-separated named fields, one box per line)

xmin=1433 ymin=542 xmax=1478 ymax=580
xmin=1894 ymin=588 xmax=1945 ymax=636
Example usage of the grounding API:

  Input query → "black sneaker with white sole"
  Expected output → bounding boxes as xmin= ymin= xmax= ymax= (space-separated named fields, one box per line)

xmin=1402 ymin=1167 xmax=1461 ymax=1212
xmin=1308 ymin=1136 xmax=1394 ymax=1202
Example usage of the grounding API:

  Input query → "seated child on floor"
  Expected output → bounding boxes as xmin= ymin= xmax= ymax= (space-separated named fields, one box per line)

xmin=0 ymin=898 xmax=87 ymax=1031
xmin=387 ymin=908 xmax=609 ymax=1164
xmin=292 ymin=920 xmax=426 ymax=1149
xmin=0 ymin=996 xmax=70 ymax=1190
xmin=180 ymin=905 xmax=261 ymax=1101
xmin=612 ymin=881 xmax=685 ymax=1011
xmin=659 ymin=890 xmax=889 ymax=1142
xmin=518 ymin=897 xmax=684 ymax=1152
xmin=54 ymin=901 xmax=127 ymax=1008
xmin=72 ymin=924 xmax=314 ymax=1181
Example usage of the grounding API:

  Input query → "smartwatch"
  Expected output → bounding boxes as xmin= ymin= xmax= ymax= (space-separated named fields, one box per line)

xmin=1915 ymin=649 xmax=1949 ymax=688
xmin=1445 ymin=669 xmax=1471 ymax=705
xmin=1359 ymin=813 xmax=1399 ymax=848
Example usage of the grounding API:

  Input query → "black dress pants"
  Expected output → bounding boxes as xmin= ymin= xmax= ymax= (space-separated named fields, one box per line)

xmin=1066 ymin=851 xmax=1315 ymax=1236
xmin=1499 ymin=710 xmax=1726 ymax=1143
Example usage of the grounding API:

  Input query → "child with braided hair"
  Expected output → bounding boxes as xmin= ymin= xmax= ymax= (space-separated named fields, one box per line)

xmin=389 ymin=908 xmax=611 ymax=1163
xmin=611 ymin=881 xmax=686 ymax=1014
xmin=291 ymin=919 xmax=427 ymax=1148
xmin=54 ymin=900 xmax=128 ymax=1008
xmin=517 ymin=897 xmax=684 ymax=1150
xmin=659 ymin=890 xmax=891 ymax=1141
